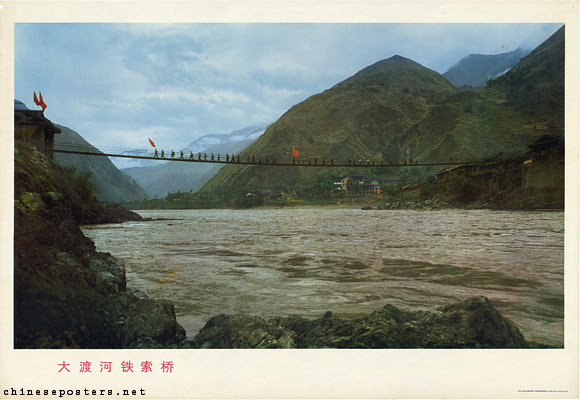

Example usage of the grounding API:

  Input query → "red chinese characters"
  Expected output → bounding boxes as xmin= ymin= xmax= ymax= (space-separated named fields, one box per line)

xmin=141 ymin=361 xmax=153 ymax=373
xmin=100 ymin=361 xmax=112 ymax=373
xmin=79 ymin=361 xmax=92 ymax=373
xmin=161 ymin=361 xmax=174 ymax=373
xmin=121 ymin=360 xmax=134 ymax=373
xmin=58 ymin=360 xmax=174 ymax=373
xmin=58 ymin=361 xmax=70 ymax=373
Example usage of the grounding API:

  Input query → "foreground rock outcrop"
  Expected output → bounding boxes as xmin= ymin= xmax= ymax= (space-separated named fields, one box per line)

xmin=14 ymin=146 xmax=184 ymax=348
xmin=185 ymin=296 xmax=533 ymax=349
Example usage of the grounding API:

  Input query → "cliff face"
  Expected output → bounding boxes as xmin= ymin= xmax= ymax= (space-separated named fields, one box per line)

xmin=14 ymin=145 xmax=185 ymax=348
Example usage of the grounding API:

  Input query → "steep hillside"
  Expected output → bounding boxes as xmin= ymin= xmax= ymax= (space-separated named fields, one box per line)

xmin=198 ymin=26 xmax=564 ymax=204
xmin=400 ymin=90 xmax=537 ymax=163
xmin=200 ymin=56 xmax=458 ymax=192
xmin=199 ymin=52 xmax=544 ymax=196
xmin=485 ymin=26 xmax=564 ymax=136
xmin=443 ymin=48 xmax=528 ymax=88
xmin=54 ymin=125 xmax=148 ymax=203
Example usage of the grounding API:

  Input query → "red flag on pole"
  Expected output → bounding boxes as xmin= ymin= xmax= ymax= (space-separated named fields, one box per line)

xmin=148 ymin=138 xmax=156 ymax=148
xmin=292 ymin=146 xmax=299 ymax=158
xmin=33 ymin=92 xmax=41 ymax=106
xmin=39 ymin=92 xmax=47 ymax=112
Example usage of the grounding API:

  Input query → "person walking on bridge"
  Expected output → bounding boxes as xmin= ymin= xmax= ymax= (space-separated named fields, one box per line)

xmin=154 ymin=148 xmax=158 ymax=158
xmin=171 ymin=150 xmax=175 ymax=159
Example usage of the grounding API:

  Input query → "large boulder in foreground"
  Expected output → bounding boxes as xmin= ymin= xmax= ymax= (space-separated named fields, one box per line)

xmin=186 ymin=296 xmax=531 ymax=349
xmin=400 ymin=296 xmax=527 ymax=348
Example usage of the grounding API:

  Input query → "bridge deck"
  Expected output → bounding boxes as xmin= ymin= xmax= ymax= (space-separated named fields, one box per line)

xmin=53 ymin=148 xmax=476 ymax=168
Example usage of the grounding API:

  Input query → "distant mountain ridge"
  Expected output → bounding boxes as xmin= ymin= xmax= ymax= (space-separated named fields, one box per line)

xmin=182 ymin=125 xmax=268 ymax=154
xmin=121 ymin=124 xmax=269 ymax=198
xmin=53 ymin=124 xmax=149 ymax=203
xmin=442 ymin=25 xmax=562 ymax=89
xmin=443 ymin=47 xmax=529 ymax=88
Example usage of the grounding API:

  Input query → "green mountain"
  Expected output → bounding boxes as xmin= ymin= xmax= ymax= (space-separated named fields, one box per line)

xmin=485 ymin=26 xmax=564 ymax=136
xmin=200 ymin=56 xmax=458 ymax=192
xmin=199 ymin=45 xmax=556 ymax=196
xmin=54 ymin=125 xmax=149 ymax=203
xmin=398 ymin=90 xmax=539 ymax=163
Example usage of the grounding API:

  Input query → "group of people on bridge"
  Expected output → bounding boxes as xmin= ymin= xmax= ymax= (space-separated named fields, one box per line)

xmin=153 ymin=149 xmax=278 ymax=164
xmin=151 ymin=149 xmax=430 ymax=166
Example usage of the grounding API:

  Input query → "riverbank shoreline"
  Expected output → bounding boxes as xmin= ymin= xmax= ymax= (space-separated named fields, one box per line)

xmin=122 ymin=188 xmax=565 ymax=212
xmin=124 ymin=202 xmax=565 ymax=213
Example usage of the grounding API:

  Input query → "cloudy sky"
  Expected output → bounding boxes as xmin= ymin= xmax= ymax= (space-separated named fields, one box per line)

xmin=15 ymin=23 xmax=562 ymax=168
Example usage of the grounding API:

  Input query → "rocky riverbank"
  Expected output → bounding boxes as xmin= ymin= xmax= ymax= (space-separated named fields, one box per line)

xmin=14 ymin=146 xmax=184 ymax=348
xmin=183 ymin=296 xmax=545 ymax=349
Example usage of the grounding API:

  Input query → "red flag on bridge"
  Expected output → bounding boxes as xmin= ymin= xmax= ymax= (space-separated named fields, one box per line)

xmin=148 ymin=138 xmax=156 ymax=148
xmin=39 ymin=92 xmax=47 ymax=112
xmin=33 ymin=92 xmax=41 ymax=106
xmin=292 ymin=146 xmax=299 ymax=158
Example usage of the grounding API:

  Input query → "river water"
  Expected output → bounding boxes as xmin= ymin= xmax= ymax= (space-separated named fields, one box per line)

xmin=82 ymin=208 xmax=564 ymax=347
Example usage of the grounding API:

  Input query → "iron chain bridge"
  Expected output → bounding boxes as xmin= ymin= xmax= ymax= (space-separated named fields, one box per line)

xmin=53 ymin=142 xmax=482 ymax=168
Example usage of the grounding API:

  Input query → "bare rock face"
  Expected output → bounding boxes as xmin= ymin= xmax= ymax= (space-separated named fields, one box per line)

xmin=186 ymin=296 xmax=531 ymax=349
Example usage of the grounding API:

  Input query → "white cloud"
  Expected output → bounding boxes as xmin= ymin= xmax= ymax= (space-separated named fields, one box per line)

xmin=137 ymin=87 xmax=253 ymax=108
xmin=97 ymin=125 xmax=180 ymax=151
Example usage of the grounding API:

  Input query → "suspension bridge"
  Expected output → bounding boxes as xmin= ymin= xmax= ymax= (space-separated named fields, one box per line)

xmin=53 ymin=142 xmax=481 ymax=168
